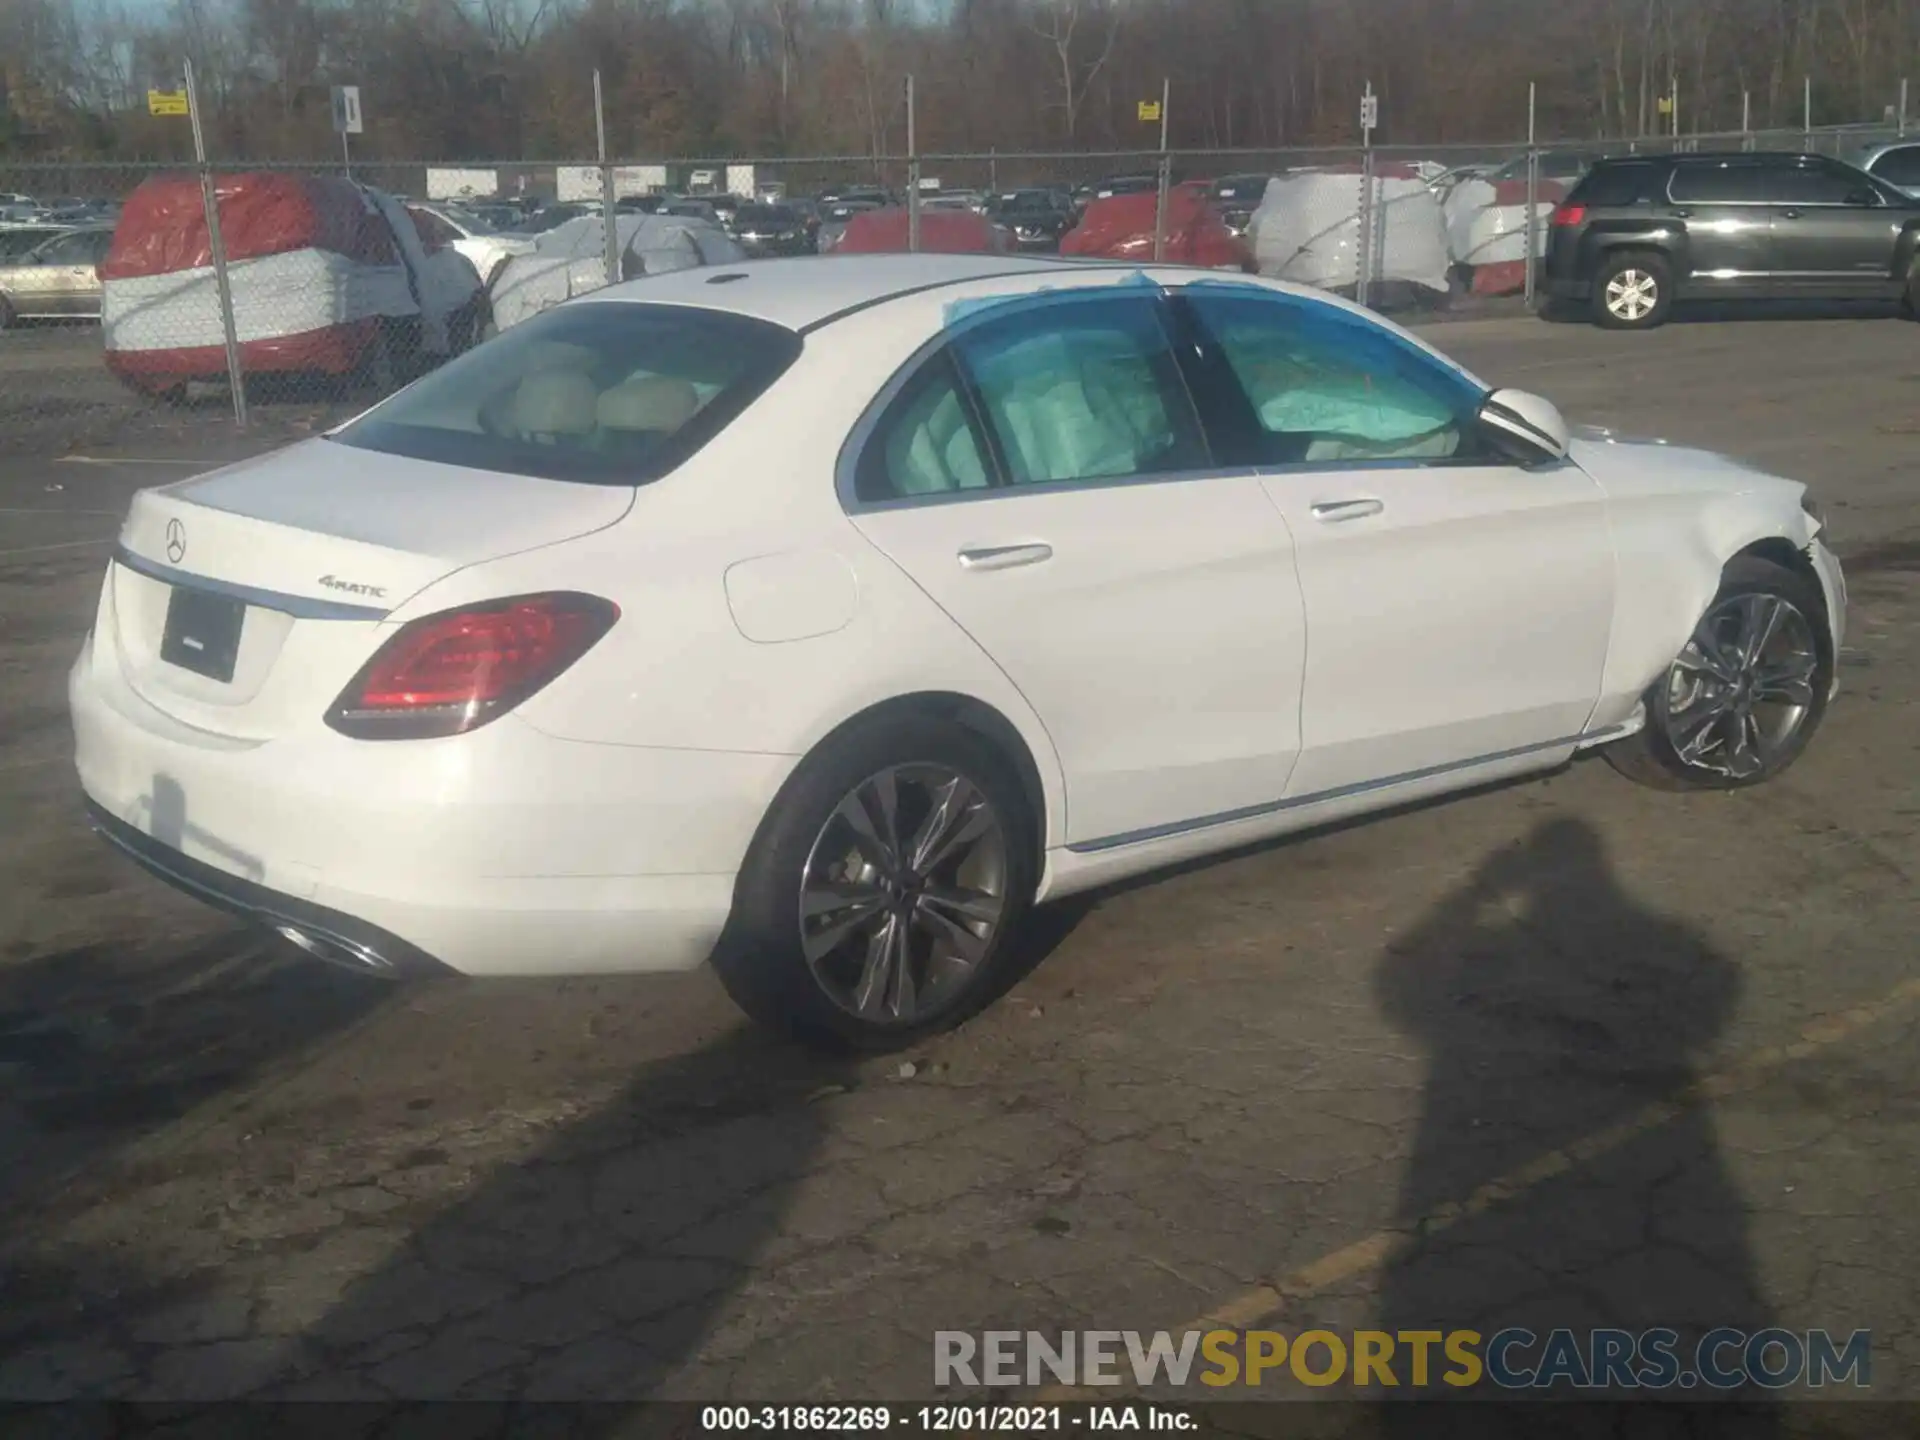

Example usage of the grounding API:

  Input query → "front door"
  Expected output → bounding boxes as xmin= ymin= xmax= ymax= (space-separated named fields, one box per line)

xmin=1765 ymin=157 xmax=1907 ymax=299
xmin=1663 ymin=158 xmax=1775 ymax=295
xmin=1172 ymin=285 xmax=1615 ymax=800
xmin=846 ymin=290 xmax=1307 ymax=848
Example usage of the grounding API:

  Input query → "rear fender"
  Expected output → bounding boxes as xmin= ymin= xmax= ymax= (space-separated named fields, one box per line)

xmin=1582 ymin=222 xmax=1686 ymax=275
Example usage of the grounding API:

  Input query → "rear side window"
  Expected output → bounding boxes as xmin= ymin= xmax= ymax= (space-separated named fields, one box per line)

xmin=1668 ymin=163 xmax=1766 ymax=203
xmin=1570 ymin=163 xmax=1659 ymax=207
xmin=1769 ymin=161 xmax=1870 ymax=205
xmin=334 ymin=303 xmax=802 ymax=484
xmin=953 ymin=296 xmax=1210 ymax=486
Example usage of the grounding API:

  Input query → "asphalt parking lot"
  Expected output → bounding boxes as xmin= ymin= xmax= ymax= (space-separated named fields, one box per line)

xmin=1 ymin=308 xmax=1917 ymax=1424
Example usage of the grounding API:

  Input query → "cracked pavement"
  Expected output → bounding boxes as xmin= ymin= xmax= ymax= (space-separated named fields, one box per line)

xmin=1 ymin=310 xmax=1918 ymax=1416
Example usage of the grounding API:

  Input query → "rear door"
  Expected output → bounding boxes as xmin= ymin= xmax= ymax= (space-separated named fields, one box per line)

xmin=845 ymin=289 xmax=1307 ymax=849
xmin=1765 ymin=157 xmax=1907 ymax=298
xmin=9 ymin=231 xmax=95 ymax=316
xmin=1664 ymin=158 xmax=1774 ymax=294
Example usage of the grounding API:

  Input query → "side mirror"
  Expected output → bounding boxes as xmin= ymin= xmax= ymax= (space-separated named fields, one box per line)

xmin=1480 ymin=387 xmax=1571 ymax=463
xmin=1844 ymin=188 xmax=1879 ymax=207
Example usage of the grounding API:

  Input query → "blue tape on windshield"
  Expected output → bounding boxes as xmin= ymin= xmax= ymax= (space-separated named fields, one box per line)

xmin=941 ymin=269 xmax=1159 ymax=329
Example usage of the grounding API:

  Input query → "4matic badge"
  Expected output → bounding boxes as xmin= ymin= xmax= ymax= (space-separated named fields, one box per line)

xmin=318 ymin=574 xmax=387 ymax=598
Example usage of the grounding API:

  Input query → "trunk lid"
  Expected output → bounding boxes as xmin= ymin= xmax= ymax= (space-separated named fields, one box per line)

xmin=109 ymin=437 xmax=631 ymax=739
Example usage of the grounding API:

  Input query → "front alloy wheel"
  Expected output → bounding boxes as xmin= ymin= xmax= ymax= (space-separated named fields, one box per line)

xmin=799 ymin=765 xmax=1010 ymax=1026
xmin=1605 ymin=555 xmax=1832 ymax=791
xmin=1660 ymin=592 xmax=1820 ymax=781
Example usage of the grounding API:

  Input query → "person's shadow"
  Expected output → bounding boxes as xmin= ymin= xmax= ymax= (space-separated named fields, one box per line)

xmin=1372 ymin=818 xmax=1780 ymax=1430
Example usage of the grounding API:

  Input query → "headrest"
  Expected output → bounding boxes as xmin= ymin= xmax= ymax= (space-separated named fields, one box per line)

xmin=508 ymin=370 xmax=599 ymax=435
xmin=596 ymin=375 xmax=701 ymax=433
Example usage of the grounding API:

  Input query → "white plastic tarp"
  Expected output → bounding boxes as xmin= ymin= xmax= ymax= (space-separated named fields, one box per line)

xmin=488 ymin=214 xmax=747 ymax=331
xmin=1249 ymin=171 xmax=1450 ymax=295
xmin=1443 ymin=177 xmax=1533 ymax=268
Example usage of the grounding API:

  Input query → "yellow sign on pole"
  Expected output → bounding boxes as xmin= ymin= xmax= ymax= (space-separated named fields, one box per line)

xmin=1138 ymin=100 xmax=1162 ymax=123
xmin=148 ymin=89 xmax=190 ymax=116
xmin=1657 ymin=96 xmax=1674 ymax=116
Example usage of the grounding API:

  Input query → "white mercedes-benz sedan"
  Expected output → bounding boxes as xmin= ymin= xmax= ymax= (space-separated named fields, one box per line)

xmin=71 ymin=254 xmax=1847 ymax=1048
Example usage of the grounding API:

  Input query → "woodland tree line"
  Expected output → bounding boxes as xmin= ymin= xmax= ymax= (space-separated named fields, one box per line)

xmin=1 ymin=0 xmax=1915 ymax=164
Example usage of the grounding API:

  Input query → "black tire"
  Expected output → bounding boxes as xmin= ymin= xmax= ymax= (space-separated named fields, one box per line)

xmin=713 ymin=714 xmax=1038 ymax=1052
xmin=1902 ymin=262 xmax=1919 ymax=319
xmin=1591 ymin=250 xmax=1674 ymax=330
xmin=1605 ymin=555 xmax=1832 ymax=792
xmin=0 ymin=294 xmax=14 ymax=331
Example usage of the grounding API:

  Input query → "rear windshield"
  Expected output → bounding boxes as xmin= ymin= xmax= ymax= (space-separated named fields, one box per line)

xmin=1569 ymin=162 xmax=1661 ymax=207
xmin=333 ymin=303 xmax=803 ymax=485
xmin=736 ymin=205 xmax=798 ymax=225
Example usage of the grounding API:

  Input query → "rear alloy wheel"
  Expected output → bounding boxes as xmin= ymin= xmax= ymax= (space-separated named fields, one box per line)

xmin=1593 ymin=252 xmax=1673 ymax=330
xmin=714 ymin=717 xmax=1035 ymax=1051
xmin=1606 ymin=556 xmax=1831 ymax=791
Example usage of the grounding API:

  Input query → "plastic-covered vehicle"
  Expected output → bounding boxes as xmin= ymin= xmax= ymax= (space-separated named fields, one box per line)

xmin=1249 ymin=164 xmax=1451 ymax=298
xmin=101 ymin=172 xmax=486 ymax=398
xmin=1060 ymin=189 xmax=1252 ymax=270
xmin=833 ymin=207 xmax=1008 ymax=255
xmin=1442 ymin=174 xmax=1572 ymax=294
xmin=487 ymin=213 xmax=746 ymax=333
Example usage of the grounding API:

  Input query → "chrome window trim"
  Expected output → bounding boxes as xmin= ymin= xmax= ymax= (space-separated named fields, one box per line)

xmin=836 ymin=282 xmax=1222 ymax=514
xmin=1066 ymin=727 xmax=1625 ymax=854
xmin=113 ymin=544 xmax=391 ymax=621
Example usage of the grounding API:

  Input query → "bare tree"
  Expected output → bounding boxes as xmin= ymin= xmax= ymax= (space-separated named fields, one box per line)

xmin=1027 ymin=0 xmax=1122 ymax=138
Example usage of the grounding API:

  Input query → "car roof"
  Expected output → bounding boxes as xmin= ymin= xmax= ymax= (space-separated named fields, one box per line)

xmin=587 ymin=254 xmax=1083 ymax=330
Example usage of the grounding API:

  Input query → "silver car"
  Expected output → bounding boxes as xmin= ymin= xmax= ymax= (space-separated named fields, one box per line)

xmin=0 ymin=226 xmax=113 ymax=326
xmin=1856 ymin=140 xmax=1920 ymax=199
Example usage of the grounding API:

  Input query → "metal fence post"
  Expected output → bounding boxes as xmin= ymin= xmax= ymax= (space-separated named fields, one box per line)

xmin=1152 ymin=78 xmax=1171 ymax=263
xmin=1524 ymin=82 xmax=1538 ymax=309
xmin=594 ymin=70 xmax=619 ymax=288
xmin=1356 ymin=83 xmax=1376 ymax=309
xmin=905 ymin=75 xmax=920 ymax=253
xmin=1901 ymin=79 xmax=1909 ymax=138
xmin=1742 ymin=91 xmax=1753 ymax=151
xmin=184 ymin=58 xmax=246 ymax=430
xmin=1804 ymin=76 xmax=1813 ymax=151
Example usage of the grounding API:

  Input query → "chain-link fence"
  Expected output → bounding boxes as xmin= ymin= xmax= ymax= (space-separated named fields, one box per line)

xmin=1 ymin=115 xmax=1911 ymax=455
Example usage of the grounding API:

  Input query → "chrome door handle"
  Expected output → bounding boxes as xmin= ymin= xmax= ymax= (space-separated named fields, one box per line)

xmin=1310 ymin=498 xmax=1385 ymax=522
xmin=957 ymin=542 xmax=1053 ymax=571
xmin=1781 ymin=208 xmax=1803 ymax=219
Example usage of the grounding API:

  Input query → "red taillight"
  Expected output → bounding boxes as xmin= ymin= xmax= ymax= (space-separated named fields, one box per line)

xmin=1551 ymin=203 xmax=1588 ymax=227
xmin=326 ymin=592 xmax=618 ymax=740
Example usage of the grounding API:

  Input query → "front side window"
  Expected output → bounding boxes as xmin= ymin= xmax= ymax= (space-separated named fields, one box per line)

xmin=34 ymin=233 xmax=94 ymax=264
xmin=952 ymin=297 xmax=1209 ymax=486
xmin=1181 ymin=290 xmax=1489 ymax=466
xmin=1668 ymin=163 xmax=1765 ymax=204
xmin=334 ymin=303 xmax=802 ymax=484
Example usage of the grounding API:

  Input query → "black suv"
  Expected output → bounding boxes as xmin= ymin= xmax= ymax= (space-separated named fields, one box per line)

xmin=1544 ymin=151 xmax=1920 ymax=328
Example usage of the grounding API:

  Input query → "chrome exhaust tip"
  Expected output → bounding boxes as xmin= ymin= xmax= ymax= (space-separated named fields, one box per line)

xmin=273 ymin=923 xmax=401 ymax=978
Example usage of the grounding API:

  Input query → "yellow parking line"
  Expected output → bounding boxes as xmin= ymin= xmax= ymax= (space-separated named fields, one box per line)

xmin=1036 ymin=972 xmax=1920 ymax=1401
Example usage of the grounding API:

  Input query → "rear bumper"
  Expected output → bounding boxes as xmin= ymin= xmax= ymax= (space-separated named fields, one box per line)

xmin=88 ymin=801 xmax=453 ymax=979
xmin=70 ymin=635 xmax=792 ymax=978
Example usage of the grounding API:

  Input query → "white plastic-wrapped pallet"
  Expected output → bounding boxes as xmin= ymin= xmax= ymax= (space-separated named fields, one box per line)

xmin=488 ymin=213 xmax=746 ymax=332
xmin=1248 ymin=164 xmax=1450 ymax=297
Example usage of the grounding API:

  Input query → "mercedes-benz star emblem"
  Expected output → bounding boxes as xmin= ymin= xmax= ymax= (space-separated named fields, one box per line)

xmin=165 ymin=519 xmax=186 ymax=564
